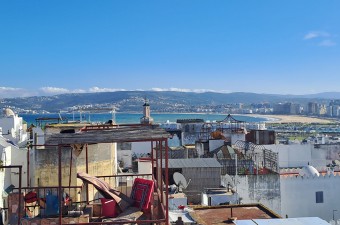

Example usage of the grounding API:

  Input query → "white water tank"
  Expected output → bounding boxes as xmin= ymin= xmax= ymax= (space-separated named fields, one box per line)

xmin=299 ymin=165 xmax=320 ymax=177
xmin=3 ymin=108 xmax=15 ymax=117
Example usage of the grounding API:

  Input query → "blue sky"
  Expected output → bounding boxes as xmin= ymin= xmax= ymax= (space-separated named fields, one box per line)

xmin=0 ymin=1 xmax=339 ymax=98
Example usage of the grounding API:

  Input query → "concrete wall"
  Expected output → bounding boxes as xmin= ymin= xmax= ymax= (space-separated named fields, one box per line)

xmin=231 ymin=133 xmax=245 ymax=145
xmin=281 ymin=175 xmax=340 ymax=221
xmin=32 ymin=127 xmax=45 ymax=145
xmin=312 ymin=144 xmax=340 ymax=167
xmin=0 ymin=115 xmax=27 ymax=144
xmin=0 ymin=145 xmax=27 ymax=187
xmin=263 ymin=144 xmax=312 ymax=168
xmin=235 ymin=174 xmax=281 ymax=215
xmin=263 ymin=143 xmax=340 ymax=168
xmin=10 ymin=146 xmax=27 ymax=187
xmin=31 ymin=143 xmax=117 ymax=201
xmin=182 ymin=167 xmax=221 ymax=204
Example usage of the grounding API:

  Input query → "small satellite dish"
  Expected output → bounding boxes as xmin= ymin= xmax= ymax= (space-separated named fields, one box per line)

xmin=173 ymin=172 xmax=191 ymax=192
xmin=221 ymin=174 xmax=235 ymax=190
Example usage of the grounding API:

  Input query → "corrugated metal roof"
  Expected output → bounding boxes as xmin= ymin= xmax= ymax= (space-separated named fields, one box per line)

xmin=165 ymin=158 xmax=222 ymax=168
xmin=235 ymin=217 xmax=331 ymax=225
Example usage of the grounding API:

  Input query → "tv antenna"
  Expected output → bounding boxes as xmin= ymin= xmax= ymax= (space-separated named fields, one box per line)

xmin=221 ymin=174 xmax=236 ymax=193
xmin=173 ymin=172 xmax=191 ymax=192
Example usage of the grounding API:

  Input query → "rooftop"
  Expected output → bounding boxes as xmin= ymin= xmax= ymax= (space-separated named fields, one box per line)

xmin=45 ymin=125 xmax=170 ymax=145
xmin=234 ymin=217 xmax=331 ymax=225
xmin=190 ymin=204 xmax=281 ymax=225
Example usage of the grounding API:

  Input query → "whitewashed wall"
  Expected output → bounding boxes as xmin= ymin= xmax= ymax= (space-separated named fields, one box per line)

xmin=263 ymin=144 xmax=313 ymax=168
xmin=281 ymin=174 xmax=340 ymax=221
xmin=235 ymin=174 xmax=281 ymax=215
xmin=10 ymin=146 xmax=27 ymax=187
xmin=312 ymin=144 xmax=340 ymax=167
xmin=231 ymin=133 xmax=245 ymax=145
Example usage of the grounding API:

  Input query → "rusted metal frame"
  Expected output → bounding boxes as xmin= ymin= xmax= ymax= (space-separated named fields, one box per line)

xmin=150 ymin=141 xmax=156 ymax=218
xmin=1 ymin=165 xmax=22 ymax=225
xmin=155 ymin=140 xmax=160 ymax=220
xmin=86 ymin=144 xmax=89 ymax=204
xmin=69 ymin=147 xmax=73 ymax=189
xmin=19 ymin=165 xmax=22 ymax=225
xmin=29 ymin=133 xmax=168 ymax=223
xmin=80 ymin=123 xmax=153 ymax=132
xmin=58 ymin=145 xmax=62 ymax=224
xmin=27 ymin=146 xmax=30 ymax=187
xmin=165 ymin=138 xmax=169 ymax=225
xmin=96 ymin=173 xmax=152 ymax=178
xmin=155 ymin=186 xmax=167 ymax=219
xmin=14 ymin=185 xmax=82 ymax=190
xmin=64 ymin=218 xmax=167 ymax=225
xmin=160 ymin=140 xmax=163 ymax=205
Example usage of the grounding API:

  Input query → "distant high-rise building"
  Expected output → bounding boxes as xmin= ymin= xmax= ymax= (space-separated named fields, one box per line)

xmin=273 ymin=102 xmax=300 ymax=115
xmin=307 ymin=102 xmax=318 ymax=115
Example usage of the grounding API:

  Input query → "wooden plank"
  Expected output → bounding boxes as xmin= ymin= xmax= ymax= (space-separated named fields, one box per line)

xmin=46 ymin=126 xmax=170 ymax=145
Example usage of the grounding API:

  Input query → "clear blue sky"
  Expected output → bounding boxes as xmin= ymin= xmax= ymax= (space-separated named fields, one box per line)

xmin=0 ymin=1 xmax=339 ymax=97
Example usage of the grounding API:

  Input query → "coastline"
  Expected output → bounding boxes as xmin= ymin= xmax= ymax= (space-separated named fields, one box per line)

xmin=246 ymin=114 xmax=334 ymax=124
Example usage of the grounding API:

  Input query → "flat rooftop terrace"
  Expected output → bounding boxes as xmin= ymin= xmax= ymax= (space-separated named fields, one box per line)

xmin=190 ymin=204 xmax=281 ymax=225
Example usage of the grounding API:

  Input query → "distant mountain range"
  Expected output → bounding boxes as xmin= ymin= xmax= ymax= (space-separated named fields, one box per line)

xmin=1 ymin=91 xmax=339 ymax=113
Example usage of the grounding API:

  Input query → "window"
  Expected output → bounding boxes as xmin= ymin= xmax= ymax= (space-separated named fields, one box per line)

xmin=316 ymin=191 xmax=323 ymax=203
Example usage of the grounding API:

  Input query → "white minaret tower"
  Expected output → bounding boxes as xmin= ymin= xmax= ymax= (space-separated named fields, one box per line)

xmin=140 ymin=98 xmax=154 ymax=125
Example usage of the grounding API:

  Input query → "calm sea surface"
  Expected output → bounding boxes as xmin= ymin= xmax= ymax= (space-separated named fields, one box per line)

xmin=20 ymin=113 xmax=267 ymax=125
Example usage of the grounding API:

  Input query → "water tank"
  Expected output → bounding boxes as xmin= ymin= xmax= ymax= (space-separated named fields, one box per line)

xmin=299 ymin=165 xmax=320 ymax=177
xmin=3 ymin=108 xmax=15 ymax=117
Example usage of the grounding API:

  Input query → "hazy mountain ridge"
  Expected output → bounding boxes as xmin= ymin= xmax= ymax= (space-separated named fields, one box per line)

xmin=1 ymin=91 xmax=339 ymax=113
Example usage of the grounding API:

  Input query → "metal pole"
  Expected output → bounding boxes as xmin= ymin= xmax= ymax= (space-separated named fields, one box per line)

xmin=165 ymin=139 xmax=169 ymax=225
xmin=18 ymin=166 xmax=22 ymax=225
xmin=235 ymin=153 xmax=238 ymax=193
xmin=86 ymin=144 xmax=89 ymax=203
xmin=58 ymin=145 xmax=62 ymax=224
xmin=27 ymin=146 xmax=30 ymax=187
xmin=69 ymin=147 xmax=73 ymax=187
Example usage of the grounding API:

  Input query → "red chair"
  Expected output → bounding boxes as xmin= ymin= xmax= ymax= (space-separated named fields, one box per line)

xmin=130 ymin=178 xmax=154 ymax=211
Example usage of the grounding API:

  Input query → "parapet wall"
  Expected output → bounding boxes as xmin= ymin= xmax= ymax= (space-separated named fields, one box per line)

xmin=281 ymin=174 xmax=340 ymax=221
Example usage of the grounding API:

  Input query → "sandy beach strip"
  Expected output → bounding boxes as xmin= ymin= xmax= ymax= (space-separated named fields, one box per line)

xmin=248 ymin=114 xmax=334 ymax=124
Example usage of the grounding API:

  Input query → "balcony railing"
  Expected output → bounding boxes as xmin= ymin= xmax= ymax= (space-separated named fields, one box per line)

xmin=8 ymin=173 xmax=167 ymax=224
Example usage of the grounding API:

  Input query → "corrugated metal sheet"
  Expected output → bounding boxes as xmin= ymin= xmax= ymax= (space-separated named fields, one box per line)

xmin=165 ymin=158 xmax=222 ymax=168
xmin=235 ymin=217 xmax=331 ymax=225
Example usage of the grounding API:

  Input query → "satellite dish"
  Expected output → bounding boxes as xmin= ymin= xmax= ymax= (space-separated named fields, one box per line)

xmin=173 ymin=172 xmax=191 ymax=192
xmin=221 ymin=174 xmax=235 ymax=192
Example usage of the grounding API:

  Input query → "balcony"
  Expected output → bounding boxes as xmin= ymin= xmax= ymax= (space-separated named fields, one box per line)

xmin=4 ymin=124 xmax=170 ymax=224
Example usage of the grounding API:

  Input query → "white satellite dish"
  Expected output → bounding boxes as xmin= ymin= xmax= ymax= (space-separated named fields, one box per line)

xmin=173 ymin=172 xmax=191 ymax=192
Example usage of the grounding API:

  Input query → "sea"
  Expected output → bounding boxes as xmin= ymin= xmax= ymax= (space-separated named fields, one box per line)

xmin=20 ymin=112 xmax=268 ymax=126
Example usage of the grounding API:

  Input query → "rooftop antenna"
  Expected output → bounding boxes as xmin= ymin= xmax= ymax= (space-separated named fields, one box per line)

xmin=222 ymin=174 xmax=236 ymax=193
xmin=173 ymin=172 xmax=191 ymax=193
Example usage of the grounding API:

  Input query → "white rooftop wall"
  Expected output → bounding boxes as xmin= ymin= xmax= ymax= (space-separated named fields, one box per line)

xmin=281 ymin=175 xmax=340 ymax=221
xmin=263 ymin=144 xmax=313 ymax=168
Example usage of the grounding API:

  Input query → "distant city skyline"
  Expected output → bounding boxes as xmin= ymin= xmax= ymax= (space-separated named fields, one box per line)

xmin=0 ymin=1 xmax=339 ymax=98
